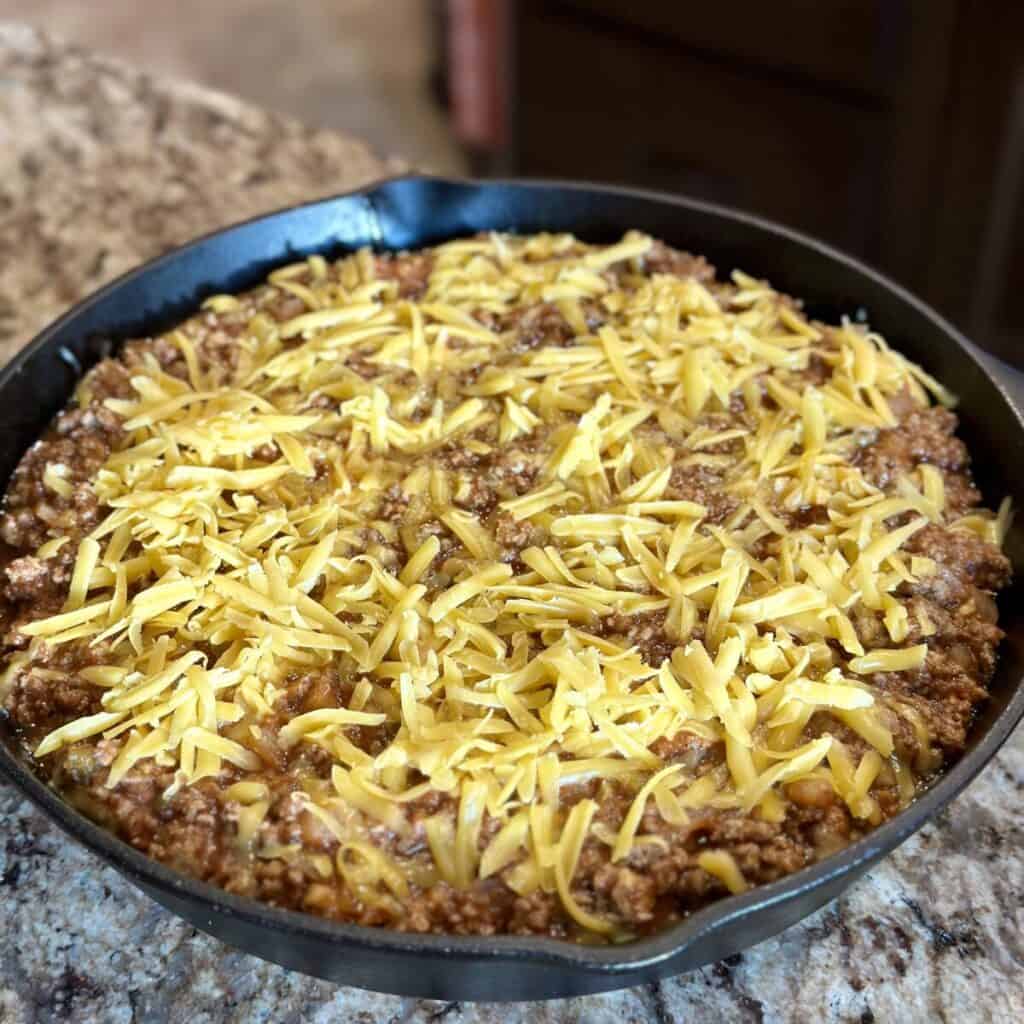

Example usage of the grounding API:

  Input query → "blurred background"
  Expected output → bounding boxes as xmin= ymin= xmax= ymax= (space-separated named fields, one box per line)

xmin=4 ymin=0 xmax=1024 ymax=362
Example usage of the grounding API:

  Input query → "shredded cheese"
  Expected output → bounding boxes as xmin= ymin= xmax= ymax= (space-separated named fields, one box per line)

xmin=17 ymin=231 xmax=1008 ymax=937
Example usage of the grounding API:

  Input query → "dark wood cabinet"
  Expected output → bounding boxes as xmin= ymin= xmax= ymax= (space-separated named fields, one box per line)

xmin=516 ymin=8 xmax=885 ymax=256
xmin=445 ymin=1 xmax=1024 ymax=364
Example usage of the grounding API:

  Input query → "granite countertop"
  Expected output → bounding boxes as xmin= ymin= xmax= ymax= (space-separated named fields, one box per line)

xmin=0 ymin=22 xmax=1021 ymax=1024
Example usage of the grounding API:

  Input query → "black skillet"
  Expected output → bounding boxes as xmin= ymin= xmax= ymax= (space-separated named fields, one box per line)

xmin=1 ymin=176 xmax=1022 ymax=1001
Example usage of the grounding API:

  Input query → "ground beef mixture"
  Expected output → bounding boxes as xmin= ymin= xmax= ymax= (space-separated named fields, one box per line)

xmin=0 ymin=232 xmax=1011 ymax=942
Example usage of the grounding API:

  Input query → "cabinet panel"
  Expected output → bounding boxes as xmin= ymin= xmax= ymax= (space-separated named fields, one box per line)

xmin=516 ymin=14 xmax=883 ymax=255
xmin=551 ymin=0 xmax=895 ymax=97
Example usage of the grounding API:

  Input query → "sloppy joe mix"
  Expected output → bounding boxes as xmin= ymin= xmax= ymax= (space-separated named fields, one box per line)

xmin=0 ymin=233 xmax=1010 ymax=940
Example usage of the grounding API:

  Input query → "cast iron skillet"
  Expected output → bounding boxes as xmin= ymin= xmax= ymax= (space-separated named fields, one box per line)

xmin=1 ymin=176 xmax=1023 ymax=1001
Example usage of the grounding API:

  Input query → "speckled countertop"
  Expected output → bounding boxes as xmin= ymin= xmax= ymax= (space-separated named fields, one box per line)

xmin=0 ymin=22 xmax=1021 ymax=1024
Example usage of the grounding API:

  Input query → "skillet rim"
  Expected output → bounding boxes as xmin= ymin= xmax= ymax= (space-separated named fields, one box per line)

xmin=1 ymin=172 xmax=1022 ymax=978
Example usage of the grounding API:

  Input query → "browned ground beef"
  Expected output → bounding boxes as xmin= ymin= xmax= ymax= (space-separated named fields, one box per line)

xmin=375 ymin=251 xmax=434 ymax=299
xmin=0 ymin=236 xmax=1011 ymax=941
xmin=852 ymin=406 xmax=982 ymax=514
xmin=598 ymin=610 xmax=680 ymax=667
xmin=642 ymin=240 xmax=716 ymax=282
xmin=665 ymin=463 xmax=741 ymax=525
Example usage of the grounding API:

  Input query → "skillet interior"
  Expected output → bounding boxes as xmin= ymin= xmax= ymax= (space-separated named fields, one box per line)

xmin=1 ymin=176 xmax=1023 ymax=1000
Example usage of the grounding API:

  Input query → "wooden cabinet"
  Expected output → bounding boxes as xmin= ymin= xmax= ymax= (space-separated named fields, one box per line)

xmin=555 ymin=0 xmax=893 ymax=97
xmin=516 ymin=10 xmax=884 ymax=256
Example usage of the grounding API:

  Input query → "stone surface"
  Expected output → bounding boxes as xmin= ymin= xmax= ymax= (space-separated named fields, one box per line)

xmin=0 ymin=22 xmax=398 ymax=366
xmin=0 ymin=0 xmax=465 ymax=175
xmin=0 ymin=22 xmax=1021 ymax=1024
